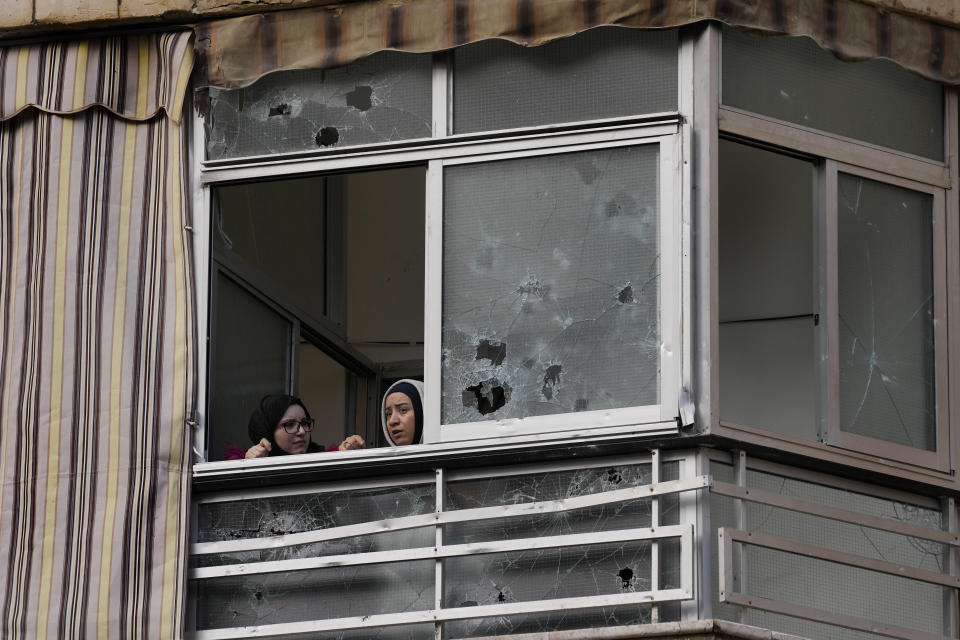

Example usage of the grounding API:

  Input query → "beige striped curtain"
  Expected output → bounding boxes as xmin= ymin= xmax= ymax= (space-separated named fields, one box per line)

xmin=195 ymin=0 xmax=960 ymax=89
xmin=0 ymin=32 xmax=195 ymax=638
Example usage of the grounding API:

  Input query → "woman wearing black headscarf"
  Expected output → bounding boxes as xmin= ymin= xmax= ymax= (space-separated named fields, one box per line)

xmin=244 ymin=394 xmax=325 ymax=458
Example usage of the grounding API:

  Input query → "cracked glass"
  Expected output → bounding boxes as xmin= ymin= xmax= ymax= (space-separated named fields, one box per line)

xmin=193 ymin=483 xmax=436 ymax=630
xmin=453 ymin=27 xmax=678 ymax=134
xmin=192 ymin=460 xmax=686 ymax=636
xmin=838 ymin=174 xmax=935 ymax=450
xmin=196 ymin=561 xmax=435 ymax=630
xmin=444 ymin=462 xmax=678 ymax=544
xmin=442 ymin=146 xmax=660 ymax=424
xmin=195 ymin=483 xmax=435 ymax=558
xmin=722 ymin=27 xmax=944 ymax=160
xmin=203 ymin=50 xmax=432 ymax=160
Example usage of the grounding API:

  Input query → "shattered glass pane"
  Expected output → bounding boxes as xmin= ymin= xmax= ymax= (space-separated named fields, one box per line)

xmin=837 ymin=174 xmax=935 ymax=450
xmin=195 ymin=560 xmax=435 ymax=629
xmin=444 ymin=541 xmax=651 ymax=613
xmin=444 ymin=463 xmax=678 ymax=544
xmin=203 ymin=51 xmax=432 ymax=160
xmin=743 ymin=545 xmax=946 ymax=637
xmin=442 ymin=146 xmax=660 ymax=424
xmin=196 ymin=484 xmax=435 ymax=567
xmin=192 ymin=459 xmax=693 ymax=635
xmin=453 ymin=27 xmax=678 ymax=133
xmin=722 ymin=27 xmax=944 ymax=160
xmin=191 ymin=527 xmax=435 ymax=569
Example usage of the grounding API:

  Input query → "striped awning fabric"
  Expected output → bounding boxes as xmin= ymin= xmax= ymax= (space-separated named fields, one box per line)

xmin=195 ymin=0 xmax=960 ymax=88
xmin=0 ymin=31 xmax=195 ymax=638
xmin=0 ymin=31 xmax=193 ymax=122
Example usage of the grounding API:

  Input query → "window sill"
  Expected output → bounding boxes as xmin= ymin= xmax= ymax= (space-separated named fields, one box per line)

xmin=192 ymin=420 xmax=680 ymax=492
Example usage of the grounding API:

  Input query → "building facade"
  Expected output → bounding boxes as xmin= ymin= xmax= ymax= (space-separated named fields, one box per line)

xmin=0 ymin=0 xmax=959 ymax=638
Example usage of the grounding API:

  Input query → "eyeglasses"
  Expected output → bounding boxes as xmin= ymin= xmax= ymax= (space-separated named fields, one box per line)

xmin=278 ymin=418 xmax=315 ymax=434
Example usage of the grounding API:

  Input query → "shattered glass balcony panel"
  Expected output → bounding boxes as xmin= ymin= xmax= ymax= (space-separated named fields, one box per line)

xmin=722 ymin=27 xmax=944 ymax=160
xmin=442 ymin=146 xmax=660 ymax=424
xmin=444 ymin=541 xmax=654 ymax=608
xmin=203 ymin=50 xmax=432 ymax=160
xmin=191 ymin=527 xmax=436 ymax=569
xmin=444 ymin=604 xmax=657 ymax=638
xmin=444 ymin=463 xmax=679 ymax=544
xmin=837 ymin=174 xmax=936 ymax=450
xmin=743 ymin=545 xmax=947 ymax=637
xmin=453 ymin=27 xmax=678 ymax=134
xmin=194 ymin=560 xmax=435 ymax=630
xmin=196 ymin=483 xmax=435 ymax=543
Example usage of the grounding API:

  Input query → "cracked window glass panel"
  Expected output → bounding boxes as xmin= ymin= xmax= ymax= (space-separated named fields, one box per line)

xmin=742 ymin=545 xmax=947 ymax=638
xmin=209 ymin=273 xmax=290 ymax=462
xmin=195 ymin=484 xmax=435 ymax=568
xmin=722 ymin=27 xmax=944 ymax=160
xmin=444 ymin=542 xmax=657 ymax=635
xmin=191 ymin=526 xmax=436 ymax=569
xmin=214 ymin=176 xmax=326 ymax=323
xmin=203 ymin=51 xmax=432 ymax=160
xmin=194 ymin=560 xmax=435 ymax=630
xmin=442 ymin=146 xmax=660 ymax=424
xmin=838 ymin=174 xmax=935 ymax=450
xmin=444 ymin=463 xmax=678 ymax=544
xmin=453 ymin=27 xmax=677 ymax=134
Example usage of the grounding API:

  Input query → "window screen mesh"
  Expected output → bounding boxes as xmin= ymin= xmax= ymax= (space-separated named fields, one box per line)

xmin=204 ymin=50 xmax=432 ymax=160
xmin=722 ymin=28 xmax=943 ymax=160
xmin=838 ymin=174 xmax=936 ymax=450
xmin=742 ymin=546 xmax=946 ymax=636
xmin=453 ymin=27 xmax=677 ymax=134
xmin=442 ymin=146 xmax=660 ymax=424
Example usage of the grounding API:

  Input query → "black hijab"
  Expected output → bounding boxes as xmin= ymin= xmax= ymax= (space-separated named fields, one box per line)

xmin=247 ymin=394 xmax=321 ymax=456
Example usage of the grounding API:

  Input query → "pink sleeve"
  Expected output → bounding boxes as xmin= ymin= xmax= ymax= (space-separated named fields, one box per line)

xmin=224 ymin=444 xmax=247 ymax=460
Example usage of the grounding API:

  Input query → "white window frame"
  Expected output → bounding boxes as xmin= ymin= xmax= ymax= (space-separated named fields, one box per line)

xmin=425 ymin=133 xmax=683 ymax=444
xmin=191 ymin=36 xmax=693 ymax=464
